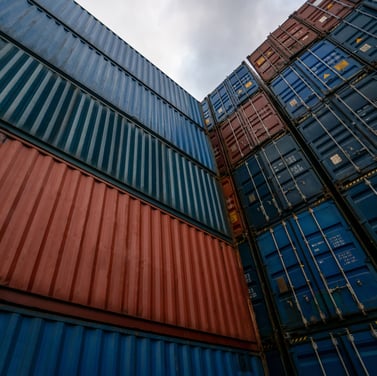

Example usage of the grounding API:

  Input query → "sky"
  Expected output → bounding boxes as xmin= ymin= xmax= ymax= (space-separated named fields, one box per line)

xmin=76 ymin=0 xmax=305 ymax=100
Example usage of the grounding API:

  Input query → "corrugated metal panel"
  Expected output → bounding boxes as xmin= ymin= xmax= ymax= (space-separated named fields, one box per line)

xmin=0 ymin=40 xmax=229 ymax=236
xmin=290 ymin=321 xmax=377 ymax=375
xmin=201 ymin=98 xmax=215 ymax=129
xmin=331 ymin=2 xmax=377 ymax=65
xmin=31 ymin=0 xmax=203 ymax=125
xmin=0 ymin=306 xmax=264 ymax=376
xmin=294 ymin=0 xmax=359 ymax=33
xmin=233 ymin=134 xmax=324 ymax=230
xmin=0 ymin=135 xmax=256 ymax=342
xmin=220 ymin=177 xmax=247 ymax=239
xmin=343 ymin=173 xmax=377 ymax=248
xmin=298 ymin=101 xmax=377 ymax=184
xmin=209 ymin=82 xmax=234 ymax=124
xmin=247 ymin=39 xmax=289 ymax=83
xmin=269 ymin=17 xmax=319 ymax=61
xmin=226 ymin=63 xmax=259 ymax=107
xmin=208 ymin=129 xmax=228 ymax=176
xmin=239 ymin=242 xmax=274 ymax=340
xmin=270 ymin=40 xmax=364 ymax=120
xmin=0 ymin=1 xmax=209 ymax=163
xmin=257 ymin=200 xmax=377 ymax=331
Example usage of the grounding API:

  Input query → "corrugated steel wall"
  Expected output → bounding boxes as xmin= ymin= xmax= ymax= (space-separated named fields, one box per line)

xmin=0 ymin=134 xmax=257 ymax=343
xmin=0 ymin=37 xmax=229 ymax=237
xmin=0 ymin=306 xmax=264 ymax=376
xmin=0 ymin=0 xmax=210 ymax=166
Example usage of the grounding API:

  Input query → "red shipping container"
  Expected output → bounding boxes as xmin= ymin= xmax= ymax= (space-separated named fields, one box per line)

xmin=220 ymin=112 xmax=255 ymax=167
xmin=270 ymin=17 xmax=319 ymax=60
xmin=247 ymin=39 xmax=289 ymax=83
xmin=220 ymin=177 xmax=247 ymax=239
xmin=294 ymin=0 xmax=358 ymax=33
xmin=208 ymin=128 xmax=227 ymax=175
xmin=0 ymin=133 xmax=259 ymax=348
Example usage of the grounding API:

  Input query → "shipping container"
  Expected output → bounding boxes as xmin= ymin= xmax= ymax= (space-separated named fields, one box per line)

xmin=270 ymin=40 xmax=364 ymax=120
xmin=209 ymin=82 xmax=234 ymax=124
xmin=294 ymin=0 xmax=359 ymax=33
xmin=208 ymin=128 xmax=228 ymax=176
xmin=219 ymin=91 xmax=287 ymax=169
xmin=297 ymin=101 xmax=377 ymax=184
xmin=0 ymin=39 xmax=231 ymax=237
xmin=238 ymin=242 xmax=274 ymax=340
xmin=201 ymin=97 xmax=215 ymax=129
xmin=265 ymin=349 xmax=286 ymax=376
xmin=0 ymin=306 xmax=264 ymax=376
xmin=0 ymin=134 xmax=256 ymax=343
xmin=0 ymin=1 xmax=208 ymax=159
xmin=220 ymin=177 xmax=247 ymax=239
xmin=248 ymin=39 xmax=289 ymax=83
xmin=289 ymin=321 xmax=377 ymax=375
xmin=233 ymin=134 xmax=324 ymax=230
xmin=269 ymin=17 xmax=319 ymax=61
xmin=331 ymin=2 xmax=377 ymax=65
xmin=226 ymin=62 xmax=259 ymax=107
xmin=257 ymin=200 xmax=377 ymax=331
xmin=343 ymin=172 xmax=377 ymax=248
xmin=29 ymin=0 xmax=203 ymax=125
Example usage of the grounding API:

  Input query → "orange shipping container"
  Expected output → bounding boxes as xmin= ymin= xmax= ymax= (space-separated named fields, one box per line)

xmin=0 ymin=132 xmax=259 ymax=349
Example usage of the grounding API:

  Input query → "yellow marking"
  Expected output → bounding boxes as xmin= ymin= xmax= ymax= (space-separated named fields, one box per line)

xmin=256 ymin=56 xmax=266 ymax=66
xmin=245 ymin=81 xmax=253 ymax=88
xmin=323 ymin=73 xmax=331 ymax=79
xmin=356 ymin=37 xmax=363 ymax=44
xmin=334 ymin=59 xmax=349 ymax=71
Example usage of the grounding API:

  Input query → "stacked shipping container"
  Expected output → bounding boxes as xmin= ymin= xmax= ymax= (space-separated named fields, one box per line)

xmin=205 ymin=0 xmax=377 ymax=374
xmin=0 ymin=0 xmax=263 ymax=373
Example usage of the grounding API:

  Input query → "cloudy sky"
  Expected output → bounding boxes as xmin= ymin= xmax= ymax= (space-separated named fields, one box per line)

xmin=76 ymin=0 xmax=304 ymax=100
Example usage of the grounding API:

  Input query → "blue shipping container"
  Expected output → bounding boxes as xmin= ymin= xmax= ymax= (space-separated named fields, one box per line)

xmin=257 ymin=200 xmax=377 ymax=331
xmin=344 ymin=173 xmax=377 ymax=248
xmin=227 ymin=63 xmax=259 ymax=107
xmin=201 ymin=98 xmax=215 ymax=129
xmin=239 ymin=242 xmax=274 ymax=340
xmin=298 ymin=100 xmax=377 ymax=184
xmin=0 ymin=39 xmax=229 ymax=237
xmin=331 ymin=2 xmax=377 ymax=65
xmin=0 ymin=0 xmax=210 ymax=165
xmin=270 ymin=40 xmax=363 ymax=120
xmin=0 ymin=306 xmax=264 ymax=376
xmin=290 ymin=321 xmax=377 ymax=375
xmin=233 ymin=134 xmax=324 ymax=229
xmin=209 ymin=82 xmax=234 ymax=123
xmin=29 ymin=0 xmax=203 ymax=125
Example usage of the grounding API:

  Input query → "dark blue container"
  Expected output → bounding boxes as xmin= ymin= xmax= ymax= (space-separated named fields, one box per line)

xmin=238 ymin=242 xmax=274 ymax=340
xmin=0 ymin=306 xmax=265 ymax=376
xmin=0 ymin=38 xmax=230 ymax=237
xmin=200 ymin=98 xmax=215 ymax=129
xmin=233 ymin=134 xmax=324 ymax=229
xmin=265 ymin=349 xmax=285 ymax=376
xmin=290 ymin=321 xmax=377 ymax=375
xmin=257 ymin=200 xmax=377 ymax=331
xmin=298 ymin=101 xmax=377 ymax=184
xmin=227 ymin=63 xmax=259 ymax=106
xmin=344 ymin=173 xmax=377 ymax=248
xmin=209 ymin=82 xmax=234 ymax=123
xmin=0 ymin=0 xmax=208 ymax=163
xmin=331 ymin=2 xmax=377 ymax=65
xmin=270 ymin=40 xmax=364 ymax=120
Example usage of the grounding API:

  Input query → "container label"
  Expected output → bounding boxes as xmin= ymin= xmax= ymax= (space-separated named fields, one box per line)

xmin=229 ymin=211 xmax=238 ymax=224
xmin=248 ymin=193 xmax=257 ymax=203
xmin=237 ymin=88 xmax=244 ymax=95
xmin=289 ymin=98 xmax=298 ymax=107
xmin=218 ymin=107 xmax=223 ymax=114
xmin=318 ymin=16 xmax=328 ymax=24
xmin=244 ymin=272 xmax=252 ymax=283
xmin=312 ymin=0 xmax=323 ymax=6
xmin=256 ymin=56 xmax=266 ymax=66
xmin=360 ymin=43 xmax=372 ymax=53
xmin=205 ymin=118 xmax=210 ymax=125
xmin=334 ymin=60 xmax=349 ymax=72
xmin=330 ymin=154 xmax=342 ymax=165
xmin=245 ymin=81 xmax=253 ymax=88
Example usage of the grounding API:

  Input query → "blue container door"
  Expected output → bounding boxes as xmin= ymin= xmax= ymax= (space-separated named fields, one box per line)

xmin=257 ymin=221 xmax=328 ymax=330
xmin=270 ymin=65 xmax=322 ymax=120
xmin=234 ymin=155 xmax=282 ymax=229
xmin=260 ymin=134 xmax=323 ymax=209
xmin=295 ymin=40 xmax=363 ymax=95
xmin=227 ymin=63 xmax=259 ymax=106
xmin=291 ymin=201 xmax=377 ymax=320
xmin=298 ymin=102 xmax=377 ymax=184
xmin=331 ymin=3 xmax=377 ymax=64
xmin=344 ymin=174 xmax=377 ymax=248
xmin=209 ymin=83 xmax=234 ymax=123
